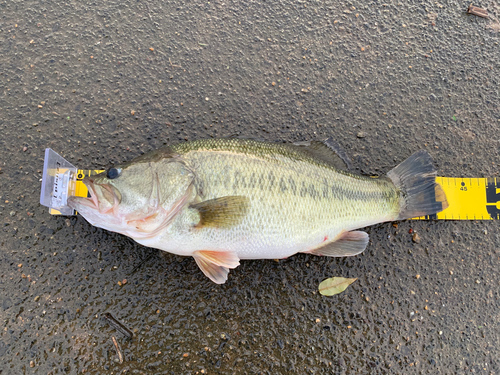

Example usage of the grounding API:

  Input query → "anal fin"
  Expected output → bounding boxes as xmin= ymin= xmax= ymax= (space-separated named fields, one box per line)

xmin=193 ymin=250 xmax=240 ymax=284
xmin=307 ymin=231 xmax=369 ymax=257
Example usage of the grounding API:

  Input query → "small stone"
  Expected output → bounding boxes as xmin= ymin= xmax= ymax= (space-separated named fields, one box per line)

xmin=38 ymin=105 xmax=43 ymax=109
xmin=23 ymin=147 xmax=28 ymax=152
xmin=10 ymin=211 xmax=16 ymax=216
xmin=315 ymin=318 xmax=321 ymax=323
xmin=117 ymin=281 xmax=122 ymax=286
xmin=122 ymin=279 xmax=127 ymax=285
xmin=18 ymin=263 xmax=22 ymax=268
xmin=182 ymin=353 xmax=189 ymax=357
xmin=356 ymin=131 xmax=366 ymax=138
xmin=30 ymin=361 xmax=35 ymax=368
xmin=271 ymin=82 xmax=276 ymax=86
xmin=34 ymin=296 xmax=40 ymax=302
xmin=149 ymin=47 xmax=154 ymax=51
xmin=449 ymin=270 xmax=453 ymax=275
xmin=412 ymin=233 xmax=421 ymax=243
xmin=130 ymin=110 xmax=135 ymax=116
xmin=424 ymin=305 xmax=428 ymax=310
xmin=416 ymin=274 xmax=420 ymax=279
xmin=439 ymin=331 xmax=443 ymax=335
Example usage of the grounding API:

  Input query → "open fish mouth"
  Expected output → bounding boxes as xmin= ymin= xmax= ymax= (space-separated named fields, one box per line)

xmin=67 ymin=179 xmax=98 ymax=210
xmin=84 ymin=178 xmax=100 ymax=208
xmin=68 ymin=178 xmax=120 ymax=215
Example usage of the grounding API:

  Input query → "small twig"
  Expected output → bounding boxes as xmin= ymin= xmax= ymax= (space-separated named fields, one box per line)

xmin=169 ymin=58 xmax=181 ymax=68
xmin=131 ymin=251 xmax=156 ymax=273
xmin=144 ymin=3 xmax=153 ymax=22
xmin=111 ymin=336 xmax=124 ymax=364
xmin=467 ymin=4 xmax=488 ymax=18
xmin=104 ymin=313 xmax=134 ymax=339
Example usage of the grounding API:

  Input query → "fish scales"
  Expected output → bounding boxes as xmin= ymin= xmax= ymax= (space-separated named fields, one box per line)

xmin=68 ymin=138 xmax=448 ymax=284
xmin=163 ymin=139 xmax=400 ymax=259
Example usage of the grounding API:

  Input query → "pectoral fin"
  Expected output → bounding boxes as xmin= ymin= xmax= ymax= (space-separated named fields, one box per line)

xmin=193 ymin=250 xmax=240 ymax=284
xmin=190 ymin=196 xmax=250 ymax=228
xmin=307 ymin=231 xmax=369 ymax=257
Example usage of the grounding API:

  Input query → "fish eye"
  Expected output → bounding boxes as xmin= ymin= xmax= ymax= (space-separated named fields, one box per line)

xmin=106 ymin=167 xmax=121 ymax=179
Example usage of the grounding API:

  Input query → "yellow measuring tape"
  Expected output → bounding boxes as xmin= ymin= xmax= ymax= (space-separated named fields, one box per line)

xmin=415 ymin=177 xmax=500 ymax=220
xmin=51 ymin=171 xmax=500 ymax=220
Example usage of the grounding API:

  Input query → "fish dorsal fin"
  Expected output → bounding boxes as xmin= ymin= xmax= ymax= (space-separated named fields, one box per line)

xmin=193 ymin=250 xmax=240 ymax=284
xmin=190 ymin=196 xmax=250 ymax=228
xmin=293 ymin=138 xmax=352 ymax=170
xmin=307 ymin=231 xmax=369 ymax=257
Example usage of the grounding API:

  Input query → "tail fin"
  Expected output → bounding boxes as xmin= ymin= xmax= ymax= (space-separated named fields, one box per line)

xmin=387 ymin=150 xmax=448 ymax=220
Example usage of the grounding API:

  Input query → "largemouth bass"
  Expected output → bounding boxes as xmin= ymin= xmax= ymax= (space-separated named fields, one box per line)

xmin=68 ymin=138 xmax=448 ymax=284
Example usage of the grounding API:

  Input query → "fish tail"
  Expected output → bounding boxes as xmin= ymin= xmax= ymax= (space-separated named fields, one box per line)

xmin=387 ymin=150 xmax=448 ymax=220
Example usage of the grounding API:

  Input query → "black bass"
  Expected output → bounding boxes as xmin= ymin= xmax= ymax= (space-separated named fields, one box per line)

xmin=68 ymin=138 xmax=448 ymax=284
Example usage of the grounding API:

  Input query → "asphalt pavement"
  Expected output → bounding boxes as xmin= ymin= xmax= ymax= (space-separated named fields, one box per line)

xmin=1 ymin=0 xmax=499 ymax=373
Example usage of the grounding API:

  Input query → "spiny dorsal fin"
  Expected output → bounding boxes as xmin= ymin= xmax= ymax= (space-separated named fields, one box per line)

xmin=293 ymin=138 xmax=352 ymax=170
xmin=306 ymin=231 xmax=369 ymax=257
xmin=190 ymin=196 xmax=250 ymax=228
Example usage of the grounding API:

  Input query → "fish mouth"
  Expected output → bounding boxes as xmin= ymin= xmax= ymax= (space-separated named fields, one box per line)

xmin=67 ymin=178 xmax=98 ymax=210
xmin=84 ymin=178 xmax=100 ymax=208
xmin=68 ymin=178 xmax=120 ymax=215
